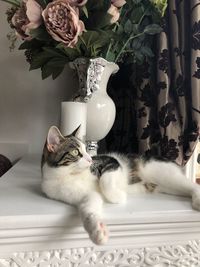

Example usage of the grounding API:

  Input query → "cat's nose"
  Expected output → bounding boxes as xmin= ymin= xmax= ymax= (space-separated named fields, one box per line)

xmin=83 ymin=153 xmax=93 ymax=163
xmin=87 ymin=156 xmax=93 ymax=163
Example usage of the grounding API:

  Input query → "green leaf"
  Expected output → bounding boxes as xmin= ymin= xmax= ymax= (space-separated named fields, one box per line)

xmin=42 ymin=47 xmax=66 ymax=57
xmin=56 ymin=43 xmax=81 ymax=60
xmin=41 ymin=65 xmax=53 ymax=80
xmin=41 ymin=59 xmax=66 ymax=80
xmin=82 ymin=6 xmax=89 ymax=18
xmin=29 ymin=53 xmax=51 ymax=70
xmin=19 ymin=42 xmax=33 ymax=50
xmin=1 ymin=0 xmax=20 ymax=6
xmin=30 ymin=27 xmax=52 ymax=41
xmin=86 ymin=0 xmax=110 ymax=12
xmin=87 ymin=12 xmax=112 ymax=29
xmin=150 ymin=0 xmax=168 ymax=16
xmin=144 ymin=24 xmax=162 ymax=35
xmin=52 ymin=67 xmax=65 ymax=80
xmin=102 ymin=0 xmax=111 ymax=11
xmin=44 ymin=58 xmax=67 ymax=68
xmin=130 ymin=6 xmax=145 ymax=23
xmin=117 ymin=24 xmax=124 ymax=35
xmin=81 ymin=31 xmax=100 ymax=47
xmin=124 ymin=20 xmax=132 ymax=34
xmin=141 ymin=46 xmax=154 ymax=57
xmin=132 ymin=0 xmax=143 ymax=3
xmin=135 ymin=51 xmax=144 ymax=62
xmin=18 ymin=39 xmax=43 ymax=50
xmin=106 ymin=51 xmax=115 ymax=62
xmin=132 ymin=24 xmax=139 ymax=34
xmin=64 ymin=47 xmax=80 ymax=60
xmin=131 ymin=38 xmax=142 ymax=50
xmin=29 ymin=46 xmax=67 ymax=71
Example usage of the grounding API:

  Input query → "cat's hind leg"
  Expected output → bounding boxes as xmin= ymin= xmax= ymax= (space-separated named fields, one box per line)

xmin=78 ymin=192 xmax=108 ymax=245
xmin=139 ymin=160 xmax=200 ymax=211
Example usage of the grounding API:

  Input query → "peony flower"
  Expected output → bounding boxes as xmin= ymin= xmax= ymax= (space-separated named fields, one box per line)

xmin=111 ymin=0 xmax=126 ymax=8
xmin=12 ymin=0 xmax=43 ymax=40
xmin=42 ymin=0 xmax=85 ymax=47
xmin=108 ymin=4 xmax=120 ymax=24
xmin=69 ymin=0 xmax=88 ymax=6
xmin=26 ymin=0 xmax=43 ymax=29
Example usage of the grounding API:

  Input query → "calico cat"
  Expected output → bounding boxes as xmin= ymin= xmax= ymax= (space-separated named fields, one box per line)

xmin=41 ymin=126 xmax=200 ymax=245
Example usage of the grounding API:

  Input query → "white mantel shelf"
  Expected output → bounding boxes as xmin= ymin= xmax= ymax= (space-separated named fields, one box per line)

xmin=1 ymin=155 xmax=200 ymax=267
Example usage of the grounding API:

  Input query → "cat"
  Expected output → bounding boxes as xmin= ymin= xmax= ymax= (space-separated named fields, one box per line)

xmin=41 ymin=125 xmax=200 ymax=245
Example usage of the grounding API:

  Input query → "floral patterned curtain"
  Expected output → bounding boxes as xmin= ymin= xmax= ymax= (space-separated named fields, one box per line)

xmin=106 ymin=0 xmax=200 ymax=166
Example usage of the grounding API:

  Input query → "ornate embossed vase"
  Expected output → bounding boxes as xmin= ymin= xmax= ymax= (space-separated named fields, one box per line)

xmin=70 ymin=57 xmax=119 ymax=155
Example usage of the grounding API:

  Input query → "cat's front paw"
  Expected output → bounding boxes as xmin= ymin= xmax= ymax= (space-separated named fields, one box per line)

xmin=83 ymin=214 xmax=109 ymax=245
xmin=192 ymin=190 xmax=200 ymax=211
xmin=90 ymin=221 xmax=109 ymax=245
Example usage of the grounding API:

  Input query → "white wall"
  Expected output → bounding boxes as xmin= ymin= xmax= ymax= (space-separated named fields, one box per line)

xmin=0 ymin=3 xmax=77 ymax=161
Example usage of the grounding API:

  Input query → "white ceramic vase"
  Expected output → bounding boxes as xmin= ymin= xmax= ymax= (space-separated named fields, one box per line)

xmin=60 ymin=101 xmax=87 ymax=142
xmin=70 ymin=58 xmax=119 ymax=155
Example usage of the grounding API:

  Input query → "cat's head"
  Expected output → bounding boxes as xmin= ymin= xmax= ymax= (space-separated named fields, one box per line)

xmin=43 ymin=126 xmax=92 ymax=170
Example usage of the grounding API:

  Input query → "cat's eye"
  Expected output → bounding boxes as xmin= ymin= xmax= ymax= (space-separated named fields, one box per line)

xmin=71 ymin=149 xmax=79 ymax=156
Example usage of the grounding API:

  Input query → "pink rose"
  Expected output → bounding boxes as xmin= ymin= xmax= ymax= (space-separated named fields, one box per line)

xmin=42 ymin=0 xmax=85 ymax=47
xmin=69 ymin=0 xmax=87 ymax=6
xmin=12 ymin=0 xmax=43 ymax=40
xmin=111 ymin=0 xmax=126 ymax=8
xmin=108 ymin=4 xmax=120 ymax=24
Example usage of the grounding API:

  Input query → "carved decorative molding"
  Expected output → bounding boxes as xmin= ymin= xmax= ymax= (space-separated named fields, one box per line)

xmin=0 ymin=240 xmax=200 ymax=267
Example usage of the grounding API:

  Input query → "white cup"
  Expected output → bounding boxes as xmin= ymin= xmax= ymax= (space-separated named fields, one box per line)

xmin=60 ymin=101 xmax=87 ymax=141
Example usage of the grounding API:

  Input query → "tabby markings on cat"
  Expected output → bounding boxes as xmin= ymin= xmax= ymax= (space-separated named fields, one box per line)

xmin=41 ymin=126 xmax=200 ymax=245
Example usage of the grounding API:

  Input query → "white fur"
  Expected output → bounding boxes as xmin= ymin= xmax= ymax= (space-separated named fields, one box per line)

xmin=42 ymin=162 xmax=109 ymax=245
xmin=42 ymin=154 xmax=200 ymax=245
xmin=98 ymin=153 xmax=129 ymax=204
xmin=137 ymin=160 xmax=200 ymax=211
xmin=42 ymin=163 xmax=98 ymax=204
xmin=138 ymin=160 xmax=197 ymax=196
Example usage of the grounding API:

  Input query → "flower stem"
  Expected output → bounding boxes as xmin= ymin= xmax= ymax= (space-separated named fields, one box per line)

xmin=138 ymin=10 xmax=148 ymax=26
xmin=113 ymin=8 xmax=147 ymax=63
xmin=105 ymin=6 xmax=124 ymax=61
xmin=105 ymin=25 xmax=117 ymax=60
xmin=114 ymin=32 xmax=144 ymax=63
xmin=79 ymin=36 xmax=87 ymax=47
xmin=79 ymin=36 xmax=89 ymax=56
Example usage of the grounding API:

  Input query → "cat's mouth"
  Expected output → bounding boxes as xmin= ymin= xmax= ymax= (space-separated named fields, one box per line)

xmin=83 ymin=153 xmax=93 ymax=164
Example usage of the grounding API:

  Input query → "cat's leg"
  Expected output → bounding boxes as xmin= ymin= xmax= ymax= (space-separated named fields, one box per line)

xmin=127 ymin=182 xmax=149 ymax=194
xmin=139 ymin=160 xmax=200 ymax=210
xmin=78 ymin=192 xmax=108 ymax=245
xmin=43 ymin=182 xmax=108 ymax=244
xmin=99 ymin=169 xmax=127 ymax=204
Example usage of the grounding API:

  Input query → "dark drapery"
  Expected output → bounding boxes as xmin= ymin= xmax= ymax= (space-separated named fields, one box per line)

xmin=106 ymin=0 xmax=200 ymax=166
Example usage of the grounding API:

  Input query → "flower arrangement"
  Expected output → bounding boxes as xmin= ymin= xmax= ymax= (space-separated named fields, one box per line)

xmin=2 ymin=0 xmax=167 ymax=79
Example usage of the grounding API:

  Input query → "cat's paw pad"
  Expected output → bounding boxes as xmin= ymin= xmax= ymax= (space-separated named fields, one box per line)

xmin=90 ymin=222 xmax=109 ymax=245
xmin=83 ymin=214 xmax=109 ymax=245
xmin=105 ymin=190 xmax=127 ymax=204
xmin=192 ymin=190 xmax=200 ymax=211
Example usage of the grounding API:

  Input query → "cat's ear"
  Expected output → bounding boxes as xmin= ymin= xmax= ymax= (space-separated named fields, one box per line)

xmin=47 ymin=126 xmax=64 ymax=153
xmin=71 ymin=125 xmax=82 ymax=139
